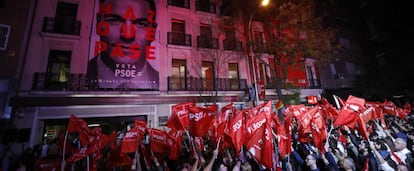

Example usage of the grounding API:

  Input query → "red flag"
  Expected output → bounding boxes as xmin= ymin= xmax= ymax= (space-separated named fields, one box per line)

xmin=244 ymin=111 xmax=273 ymax=169
xmin=262 ymin=120 xmax=274 ymax=169
xmin=357 ymin=115 xmax=369 ymax=140
xmin=296 ymin=107 xmax=318 ymax=133
xmin=366 ymin=102 xmax=387 ymax=129
xmin=121 ymin=127 xmax=141 ymax=153
xmin=215 ymin=103 xmax=234 ymax=140
xmin=167 ymin=130 xmax=182 ymax=160
xmin=276 ymin=116 xmax=292 ymax=157
xmin=166 ymin=102 xmax=195 ymax=130
xmin=67 ymin=115 xmax=92 ymax=146
xmin=227 ymin=110 xmax=244 ymax=154
xmin=188 ymin=104 xmax=217 ymax=137
xmin=311 ymin=109 xmax=327 ymax=153
xmin=334 ymin=96 xmax=365 ymax=128
xmin=320 ymin=97 xmax=339 ymax=119
xmin=148 ymin=128 xmax=171 ymax=154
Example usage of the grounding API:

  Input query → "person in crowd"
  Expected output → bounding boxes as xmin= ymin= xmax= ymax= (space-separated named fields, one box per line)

xmin=305 ymin=154 xmax=320 ymax=171
xmin=393 ymin=135 xmax=413 ymax=170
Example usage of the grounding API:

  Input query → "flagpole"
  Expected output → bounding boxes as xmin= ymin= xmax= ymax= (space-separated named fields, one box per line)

xmin=87 ymin=156 xmax=90 ymax=171
xmin=61 ymin=129 xmax=68 ymax=171
xmin=333 ymin=95 xmax=341 ymax=110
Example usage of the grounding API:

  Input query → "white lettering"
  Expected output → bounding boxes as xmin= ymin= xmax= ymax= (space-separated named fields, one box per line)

xmin=232 ymin=120 xmax=242 ymax=131
xmin=125 ymin=132 xmax=138 ymax=138
xmin=189 ymin=112 xmax=205 ymax=121
xmin=153 ymin=134 xmax=165 ymax=141
xmin=247 ymin=119 xmax=266 ymax=133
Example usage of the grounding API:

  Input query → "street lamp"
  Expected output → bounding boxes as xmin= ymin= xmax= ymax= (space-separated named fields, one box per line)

xmin=248 ymin=0 xmax=269 ymax=106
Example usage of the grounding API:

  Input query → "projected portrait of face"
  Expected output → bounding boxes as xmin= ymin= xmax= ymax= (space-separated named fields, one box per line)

xmin=87 ymin=0 xmax=159 ymax=89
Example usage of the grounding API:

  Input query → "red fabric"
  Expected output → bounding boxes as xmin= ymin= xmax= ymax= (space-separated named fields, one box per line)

xmin=166 ymin=102 xmax=195 ymax=130
xmin=262 ymin=121 xmax=274 ymax=169
xmin=67 ymin=115 xmax=92 ymax=146
xmin=357 ymin=115 xmax=369 ymax=140
xmin=320 ymin=97 xmax=339 ymax=119
xmin=120 ymin=126 xmax=141 ymax=153
xmin=227 ymin=110 xmax=245 ymax=154
xmin=188 ymin=104 xmax=217 ymax=137
xmin=363 ymin=158 xmax=369 ymax=171
xmin=244 ymin=111 xmax=267 ymax=144
xmin=135 ymin=119 xmax=148 ymax=135
xmin=383 ymin=100 xmax=396 ymax=115
xmin=168 ymin=131 xmax=182 ymax=160
xmin=148 ymin=128 xmax=171 ymax=154
xmin=120 ymin=120 xmax=147 ymax=153
xmin=296 ymin=107 xmax=318 ymax=134
xmin=66 ymin=129 xmax=115 ymax=163
xmin=276 ymin=116 xmax=292 ymax=157
xmin=244 ymin=111 xmax=273 ymax=169
xmin=366 ymin=102 xmax=388 ymax=129
xmin=311 ymin=109 xmax=327 ymax=153
xmin=334 ymin=96 xmax=366 ymax=128
xmin=215 ymin=103 xmax=234 ymax=142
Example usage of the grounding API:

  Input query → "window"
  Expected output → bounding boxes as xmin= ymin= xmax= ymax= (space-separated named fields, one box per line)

xmin=228 ymin=63 xmax=239 ymax=90
xmin=45 ymin=50 xmax=71 ymax=90
xmin=202 ymin=61 xmax=214 ymax=90
xmin=169 ymin=19 xmax=190 ymax=46
xmin=196 ymin=0 xmax=215 ymax=13
xmin=258 ymin=63 xmax=267 ymax=84
xmin=168 ymin=0 xmax=190 ymax=9
xmin=0 ymin=24 xmax=11 ymax=50
xmin=253 ymin=31 xmax=265 ymax=52
xmin=198 ymin=24 xmax=212 ymax=48
xmin=171 ymin=59 xmax=186 ymax=90
xmin=223 ymin=27 xmax=239 ymax=50
xmin=54 ymin=2 xmax=78 ymax=34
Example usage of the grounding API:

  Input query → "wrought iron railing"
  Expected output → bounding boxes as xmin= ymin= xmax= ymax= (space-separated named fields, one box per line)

xmin=167 ymin=32 xmax=192 ymax=46
xmin=168 ymin=76 xmax=247 ymax=91
xmin=197 ymin=36 xmax=219 ymax=49
xmin=167 ymin=0 xmax=190 ymax=9
xmin=42 ymin=17 xmax=81 ymax=35
xmin=223 ymin=39 xmax=243 ymax=51
xmin=195 ymin=1 xmax=216 ymax=13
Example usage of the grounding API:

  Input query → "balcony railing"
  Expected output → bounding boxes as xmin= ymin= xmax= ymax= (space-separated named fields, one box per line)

xmin=31 ymin=73 xmax=248 ymax=92
xmin=223 ymin=39 xmax=243 ymax=51
xmin=168 ymin=77 xmax=247 ymax=91
xmin=167 ymin=32 xmax=192 ymax=46
xmin=168 ymin=0 xmax=190 ymax=9
xmin=33 ymin=72 xmax=89 ymax=91
xmin=196 ymin=1 xmax=216 ymax=13
xmin=42 ymin=17 xmax=81 ymax=35
xmin=197 ymin=36 xmax=219 ymax=49
xmin=265 ymin=78 xmax=322 ymax=89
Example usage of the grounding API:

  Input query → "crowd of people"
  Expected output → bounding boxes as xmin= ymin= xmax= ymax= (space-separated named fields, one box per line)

xmin=1 ymin=96 xmax=414 ymax=171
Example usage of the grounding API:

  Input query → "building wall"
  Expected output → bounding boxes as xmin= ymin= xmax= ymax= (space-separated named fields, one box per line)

xmin=10 ymin=0 xmax=324 ymax=147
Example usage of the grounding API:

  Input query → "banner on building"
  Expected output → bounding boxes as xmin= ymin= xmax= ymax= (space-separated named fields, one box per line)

xmin=87 ymin=0 xmax=159 ymax=90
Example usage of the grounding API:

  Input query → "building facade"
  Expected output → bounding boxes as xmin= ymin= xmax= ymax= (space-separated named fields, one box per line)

xmin=7 ymin=0 xmax=324 ymax=148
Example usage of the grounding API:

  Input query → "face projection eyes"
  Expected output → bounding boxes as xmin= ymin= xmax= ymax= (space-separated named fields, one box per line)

xmin=104 ymin=15 xmax=155 ymax=28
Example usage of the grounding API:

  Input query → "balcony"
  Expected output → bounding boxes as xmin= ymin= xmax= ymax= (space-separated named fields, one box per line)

xmin=42 ymin=17 xmax=81 ymax=35
xmin=33 ymin=72 xmax=88 ymax=91
xmin=265 ymin=78 xmax=321 ymax=89
xmin=196 ymin=1 xmax=216 ymax=13
xmin=168 ymin=77 xmax=247 ymax=91
xmin=168 ymin=32 xmax=192 ymax=46
xmin=197 ymin=36 xmax=218 ymax=49
xmin=168 ymin=0 xmax=190 ymax=9
xmin=223 ymin=39 xmax=243 ymax=51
